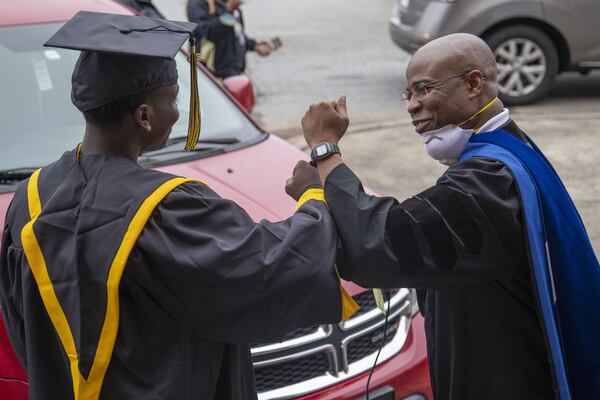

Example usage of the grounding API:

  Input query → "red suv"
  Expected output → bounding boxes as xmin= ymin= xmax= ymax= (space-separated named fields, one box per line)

xmin=0 ymin=1 xmax=431 ymax=399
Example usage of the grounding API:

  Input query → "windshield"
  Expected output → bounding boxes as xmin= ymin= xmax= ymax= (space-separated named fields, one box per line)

xmin=0 ymin=23 xmax=263 ymax=172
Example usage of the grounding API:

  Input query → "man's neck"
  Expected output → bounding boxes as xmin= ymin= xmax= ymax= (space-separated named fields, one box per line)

xmin=463 ymin=98 xmax=505 ymax=131
xmin=81 ymin=124 xmax=140 ymax=162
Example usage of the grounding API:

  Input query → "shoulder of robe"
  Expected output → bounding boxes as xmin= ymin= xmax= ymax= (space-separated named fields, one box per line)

xmin=436 ymin=156 xmax=516 ymax=192
xmin=168 ymin=179 xmax=216 ymax=197
xmin=393 ymin=157 xmax=518 ymax=266
xmin=155 ymin=179 xmax=221 ymax=212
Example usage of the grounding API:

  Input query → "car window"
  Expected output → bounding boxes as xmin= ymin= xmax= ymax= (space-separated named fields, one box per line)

xmin=0 ymin=23 xmax=263 ymax=172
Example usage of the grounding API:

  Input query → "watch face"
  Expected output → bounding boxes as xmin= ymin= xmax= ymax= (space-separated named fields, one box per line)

xmin=315 ymin=145 xmax=328 ymax=157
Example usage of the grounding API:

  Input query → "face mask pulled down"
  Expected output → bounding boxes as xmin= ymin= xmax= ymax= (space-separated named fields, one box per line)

xmin=419 ymin=97 xmax=498 ymax=166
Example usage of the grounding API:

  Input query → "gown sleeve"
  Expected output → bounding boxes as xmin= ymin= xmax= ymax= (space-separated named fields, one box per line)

xmin=126 ymin=182 xmax=354 ymax=344
xmin=324 ymin=158 xmax=525 ymax=290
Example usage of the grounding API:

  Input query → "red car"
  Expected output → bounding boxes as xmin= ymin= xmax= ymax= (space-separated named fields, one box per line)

xmin=0 ymin=0 xmax=432 ymax=399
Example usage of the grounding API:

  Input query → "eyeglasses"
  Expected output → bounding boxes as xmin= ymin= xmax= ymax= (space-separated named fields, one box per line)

xmin=400 ymin=71 xmax=486 ymax=104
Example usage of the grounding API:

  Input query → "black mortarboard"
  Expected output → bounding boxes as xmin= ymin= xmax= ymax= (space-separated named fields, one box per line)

xmin=44 ymin=11 xmax=201 ymax=150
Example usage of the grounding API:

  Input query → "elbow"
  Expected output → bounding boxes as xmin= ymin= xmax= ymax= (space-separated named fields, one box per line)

xmin=334 ymin=241 xmax=381 ymax=283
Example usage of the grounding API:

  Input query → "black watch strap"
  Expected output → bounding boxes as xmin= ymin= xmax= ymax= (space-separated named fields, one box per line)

xmin=310 ymin=142 xmax=341 ymax=166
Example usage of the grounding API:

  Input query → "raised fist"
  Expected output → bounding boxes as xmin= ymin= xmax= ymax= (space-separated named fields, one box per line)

xmin=301 ymin=95 xmax=349 ymax=149
xmin=285 ymin=160 xmax=322 ymax=201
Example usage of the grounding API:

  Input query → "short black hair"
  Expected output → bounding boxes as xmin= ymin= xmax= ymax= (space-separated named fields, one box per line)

xmin=82 ymin=88 xmax=155 ymax=128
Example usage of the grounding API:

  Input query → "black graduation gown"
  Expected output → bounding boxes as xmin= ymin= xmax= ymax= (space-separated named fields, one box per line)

xmin=325 ymin=136 xmax=555 ymax=398
xmin=0 ymin=150 xmax=346 ymax=400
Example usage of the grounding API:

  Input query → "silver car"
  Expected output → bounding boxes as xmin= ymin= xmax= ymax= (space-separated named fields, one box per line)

xmin=389 ymin=0 xmax=600 ymax=105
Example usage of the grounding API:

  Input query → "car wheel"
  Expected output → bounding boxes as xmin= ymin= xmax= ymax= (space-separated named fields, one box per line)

xmin=485 ymin=25 xmax=559 ymax=105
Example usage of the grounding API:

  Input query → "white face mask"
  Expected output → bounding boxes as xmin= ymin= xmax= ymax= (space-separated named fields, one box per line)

xmin=418 ymin=97 xmax=499 ymax=166
xmin=420 ymin=125 xmax=473 ymax=166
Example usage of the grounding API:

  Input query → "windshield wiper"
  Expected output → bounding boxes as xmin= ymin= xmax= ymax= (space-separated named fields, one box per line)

xmin=139 ymin=136 xmax=242 ymax=164
xmin=0 ymin=168 xmax=39 ymax=184
xmin=165 ymin=136 xmax=240 ymax=147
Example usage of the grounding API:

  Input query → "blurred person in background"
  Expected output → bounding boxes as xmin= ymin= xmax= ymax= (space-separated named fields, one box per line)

xmin=115 ymin=0 xmax=165 ymax=18
xmin=187 ymin=0 xmax=276 ymax=79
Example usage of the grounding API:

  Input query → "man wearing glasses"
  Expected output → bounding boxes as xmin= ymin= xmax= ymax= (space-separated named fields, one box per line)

xmin=286 ymin=33 xmax=599 ymax=399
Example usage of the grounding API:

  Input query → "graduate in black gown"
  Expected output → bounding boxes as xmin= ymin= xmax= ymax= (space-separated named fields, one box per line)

xmin=0 ymin=12 xmax=357 ymax=400
xmin=287 ymin=34 xmax=600 ymax=400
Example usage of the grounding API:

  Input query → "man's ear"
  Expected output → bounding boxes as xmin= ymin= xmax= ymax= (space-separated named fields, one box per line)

xmin=134 ymin=103 xmax=152 ymax=133
xmin=466 ymin=69 xmax=485 ymax=98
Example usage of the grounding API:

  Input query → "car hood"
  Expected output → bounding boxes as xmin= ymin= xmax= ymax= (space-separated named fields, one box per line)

xmin=157 ymin=134 xmax=304 ymax=221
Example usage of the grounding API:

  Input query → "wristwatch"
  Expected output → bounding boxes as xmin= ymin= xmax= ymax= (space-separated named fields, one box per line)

xmin=310 ymin=142 xmax=341 ymax=166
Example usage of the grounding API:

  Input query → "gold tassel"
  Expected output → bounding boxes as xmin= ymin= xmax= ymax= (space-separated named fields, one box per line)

xmin=373 ymin=288 xmax=387 ymax=315
xmin=185 ymin=37 xmax=201 ymax=151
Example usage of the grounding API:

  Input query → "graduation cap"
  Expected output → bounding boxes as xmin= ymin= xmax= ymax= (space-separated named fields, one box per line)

xmin=44 ymin=11 xmax=201 ymax=151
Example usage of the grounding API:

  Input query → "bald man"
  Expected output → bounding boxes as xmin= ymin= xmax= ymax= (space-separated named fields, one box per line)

xmin=285 ymin=34 xmax=600 ymax=399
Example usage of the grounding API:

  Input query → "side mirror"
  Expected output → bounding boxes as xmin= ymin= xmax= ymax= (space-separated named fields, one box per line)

xmin=224 ymin=75 xmax=255 ymax=113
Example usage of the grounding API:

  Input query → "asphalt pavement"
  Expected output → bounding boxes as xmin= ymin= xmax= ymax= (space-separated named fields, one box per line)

xmin=155 ymin=0 xmax=600 ymax=253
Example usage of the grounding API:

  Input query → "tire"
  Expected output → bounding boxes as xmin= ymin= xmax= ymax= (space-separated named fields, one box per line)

xmin=484 ymin=25 xmax=559 ymax=106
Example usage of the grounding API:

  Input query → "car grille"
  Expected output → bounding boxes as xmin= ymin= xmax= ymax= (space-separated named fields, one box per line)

xmin=281 ymin=325 xmax=319 ymax=341
xmin=346 ymin=317 xmax=399 ymax=364
xmin=351 ymin=290 xmax=380 ymax=317
xmin=254 ymin=351 xmax=329 ymax=392
xmin=251 ymin=288 xmax=415 ymax=399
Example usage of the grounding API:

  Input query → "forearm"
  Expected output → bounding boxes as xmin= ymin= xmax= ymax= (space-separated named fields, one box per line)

xmin=323 ymin=164 xmax=401 ymax=284
xmin=245 ymin=36 xmax=256 ymax=51
xmin=196 ymin=199 xmax=348 ymax=343
xmin=315 ymin=153 xmax=343 ymax=185
xmin=135 ymin=183 xmax=355 ymax=343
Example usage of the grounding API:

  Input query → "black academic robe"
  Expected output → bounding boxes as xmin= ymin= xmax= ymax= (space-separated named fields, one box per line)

xmin=0 ymin=149 xmax=344 ymax=400
xmin=325 ymin=128 xmax=555 ymax=399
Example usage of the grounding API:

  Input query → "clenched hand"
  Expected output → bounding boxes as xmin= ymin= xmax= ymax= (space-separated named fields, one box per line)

xmin=285 ymin=161 xmax=322 ymax=201
xmin=302 ymin=95 xmax=349 ymax=149
xmin=254 ymin=41 xmax=272 ymax=56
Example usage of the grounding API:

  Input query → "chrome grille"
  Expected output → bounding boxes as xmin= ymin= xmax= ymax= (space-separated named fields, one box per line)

xmin=281 ymin=325 xmax=319 ymax=341
xmin=254 ymin=351 xmax=329 ymax=392
xmin=350 ymin=290 xmax=380 ymax=317
xmin=251 ymin=288 xmax=415 ymax=399
xmin=347 ymin=317 xmax=399 ymax=364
